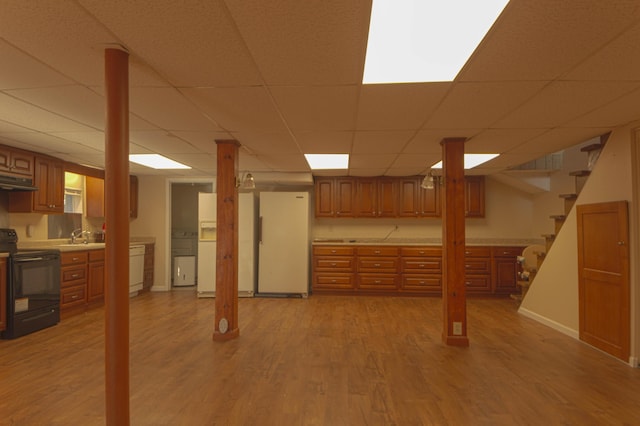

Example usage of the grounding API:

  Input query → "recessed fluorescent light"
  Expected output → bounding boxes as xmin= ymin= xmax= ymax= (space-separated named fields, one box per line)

xmin=304 ymin=154 xmax=349 ymax=170
xmin=129 ymin=154 xmax=191 ymax=169
xmin=431 ymin=153 xmax=499 ymax=169
xmin=363 ymin=0 xmax=509 ymax=83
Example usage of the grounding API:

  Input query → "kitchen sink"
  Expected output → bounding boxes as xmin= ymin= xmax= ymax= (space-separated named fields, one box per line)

xmin=56 ymin=243 xmax=106 ymax=248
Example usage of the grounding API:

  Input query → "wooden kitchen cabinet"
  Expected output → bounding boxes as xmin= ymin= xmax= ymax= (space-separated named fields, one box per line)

xmin=143 ymin=243 xmax=154 ymax=291
xmin=9 ymin=155 xmax=64 ymax=213
xmin=398 ymin=177 xmax=441 ymax=217
xmin=464 ymin=246 xmax=492 ymax=294
xmin=85 ymin=175 xmax=139 ymax=218
xmin=400 ymin=247 xmax=442 ymax=294
xmin=60 ymin=251 xmax=89 ymax=316
xmin=87 ymin=249 xmax=105 ymax=303
xmin=492 ymin=246 xmax=523 ymax=295
xmin=314 ymin=177 xmax=355 ymax=217
xmin=0 ymin=258 xmax=6 ymax=332
xmin=356 ymin=246 xmax=399 ymax=292
xmin=464 ymin=176 xmax=485 ymax=218
xmin=0 ymin=145 xmax=34 ymax=177
xmin=354 ymin=177 xmax=397 ymax=218
xmin=312 ymin=245 xmax=356 ymax=292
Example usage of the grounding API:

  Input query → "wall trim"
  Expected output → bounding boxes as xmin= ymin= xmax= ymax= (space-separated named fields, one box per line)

xmin=518 ymin=307 xmax=579 ymax=339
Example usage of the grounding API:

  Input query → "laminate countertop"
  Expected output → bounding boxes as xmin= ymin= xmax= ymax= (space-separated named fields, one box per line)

xmin=312 ymin=238 xmax=544 ymax=247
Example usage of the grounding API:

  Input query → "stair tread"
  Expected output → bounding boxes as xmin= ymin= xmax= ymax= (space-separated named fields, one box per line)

xmin=569 ymin=170 xmax=591 ymax=177
xmin=559 ymin=193 xmax=578 ymax=199
xmin=580 ymin=143 xmax=604 ymax=153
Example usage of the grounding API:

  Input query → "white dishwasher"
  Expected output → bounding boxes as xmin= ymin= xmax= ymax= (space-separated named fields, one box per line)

xmin=129 ymin=245 xmax=146 ymax=296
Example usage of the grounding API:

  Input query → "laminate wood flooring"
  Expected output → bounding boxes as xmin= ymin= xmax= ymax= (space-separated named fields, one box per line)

xmin=1 ymin=292 xmax=639 ymax=425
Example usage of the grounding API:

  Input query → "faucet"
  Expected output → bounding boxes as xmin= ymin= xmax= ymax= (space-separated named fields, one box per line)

xmin=71 ymin=228 xmax=90 ymax=244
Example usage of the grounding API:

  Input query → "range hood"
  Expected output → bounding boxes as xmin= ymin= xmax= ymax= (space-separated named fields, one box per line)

xmin=0 ymin=174 xmax=38 ymax=191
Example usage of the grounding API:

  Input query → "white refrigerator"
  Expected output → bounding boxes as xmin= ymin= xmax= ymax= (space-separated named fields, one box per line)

xmin=258 ymin=192 xmax=310 ymax=296
xmin=197 ymin=192 xmax=256 ymax=297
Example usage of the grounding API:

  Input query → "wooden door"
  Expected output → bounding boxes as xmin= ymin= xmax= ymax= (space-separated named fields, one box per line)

xmin=576 ymin=201 xmax=630 ymax=362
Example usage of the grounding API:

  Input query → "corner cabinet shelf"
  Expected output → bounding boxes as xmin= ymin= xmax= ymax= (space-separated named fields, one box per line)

xmin=314 ymin=175 xmax=484 ymax=219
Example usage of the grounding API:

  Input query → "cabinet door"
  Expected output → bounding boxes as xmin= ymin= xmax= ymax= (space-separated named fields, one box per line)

xmin=86 ymin=176 xmax=105 ymax=218
xmin=355 ymin=178 xmax=377 ymax=217
xmin=33 ymin=157 xmax=64 ymax=213
xmin=377 ymin=178 xmax=397 ymax=217
xmin=398 ymin=177 xmax=420 ymax=217
xmin=0 ymin=258 xmax=6 ymax=332
xmin=420 ymin=177 xmax=441 ymax=217
xmin=130 ymin=175 xmax=138 ymax=218
xmin=465 ymin=176 xmax=485 ymax=217
xmin=334 ymin=178 xmax=354 ymax=217
xmin=0 ymin=146 xmax=34 ymax=177
xmin=88 ymin=259 xmax=105 ymax=302
xmin=314 ymin=177 xmax=334 ymax=217
xmin=493 ymin=258 xmax=519 ymax=294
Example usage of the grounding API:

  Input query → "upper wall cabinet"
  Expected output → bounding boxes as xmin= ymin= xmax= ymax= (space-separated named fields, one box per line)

xmin=314 ymin=175 xmax=484 ymax=218
xmin=86 ymin=175 xmax=138 ymax=219
xmin=9 ymin=155 xmax=64 ymax=214
xmin=0 ymin=146 xmax=34 ymax=178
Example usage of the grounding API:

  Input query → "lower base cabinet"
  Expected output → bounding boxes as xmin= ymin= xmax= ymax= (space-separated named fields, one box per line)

xmin=312 ymin=244 xmax=523 ymax=297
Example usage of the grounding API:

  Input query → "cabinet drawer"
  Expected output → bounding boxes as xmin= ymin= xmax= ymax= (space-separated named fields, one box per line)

xmin=356 ymin=246 xmax=399 ymax=256
xmin=357 ymin=274 xmax=398 ymax=291
xmin=464 ymin=247 xmax=491 ymax=257
xmin=313 ymin=246 xmax=354 ymax=256
xmin=89 ymin=249 xmax=105 ymax=262
xmin=401 ymin=257 xmax=441 ymax=273
xmin=314 ymin=256 xmax=355 ymax=272
xmin=313 ymin=273 xmax=355 ymax=291
xmin=61 ymin=251 xmax=88 ymax=265
xmin=464 ymin=259 xmax=491 ymax=274
xmin=492 ymin=246 xmax=523 ymax=257
xmin=464 ymin=275 xmax=492 ymax=293
xmin=61 ymin=285 xmax=86 ymax=308
xmin=357 ymin=257 xmax=399 ymax=273
xmin=61 ymin=265 xmax=87 ymax=286
xmin=401 ymin=275 xmax=442 ymax=292
xmin=400 ymin=247 xmax=441 ymax=257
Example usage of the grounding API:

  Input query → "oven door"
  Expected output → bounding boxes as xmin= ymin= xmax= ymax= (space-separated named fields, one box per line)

xmin=3 ymin=252 xmax=62 ymax=338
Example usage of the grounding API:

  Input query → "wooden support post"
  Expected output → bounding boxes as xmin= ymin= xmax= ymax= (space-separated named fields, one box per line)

xmin=104 ymin=47 xmax=130 ymax=424
xmin=213 ymin=140 xmax=240 ymax=341
xmin=441 ymin=137 xmax=469 ymax=347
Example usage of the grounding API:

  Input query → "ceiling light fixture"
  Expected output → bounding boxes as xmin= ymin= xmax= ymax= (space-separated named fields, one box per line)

xmin=421 ymin=171 xmax=436 ymax=190
xmin=431 ymin=153 xmax=499 ymax=169
xmin=363 ymin=0 xmax=509 ymax=84
xmin=129 ymin=154 xmax=191 ymax=170
xmin=236 ymin=172 xmax=256 ymax=190
xmin=304 ymin=154 xmax=349 ymax=170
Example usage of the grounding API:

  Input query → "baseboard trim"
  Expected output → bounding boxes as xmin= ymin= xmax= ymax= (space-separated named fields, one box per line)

xmin=518 ymin=307 xmax=580 ymax=339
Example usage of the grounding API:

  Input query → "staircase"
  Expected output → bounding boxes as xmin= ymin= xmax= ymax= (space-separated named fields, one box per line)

xmin=513 ymin=132 xmax=610 ymax=302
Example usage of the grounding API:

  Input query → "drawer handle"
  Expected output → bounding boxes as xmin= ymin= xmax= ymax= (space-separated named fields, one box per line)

xmin=331 ymin=250 xmax=337 ymax=253
xmin=503 ymin=251 xmax=509 ymax=255
xmin=331 ymin=279 xmax=337 ymax=283
xmin=374 ymin=250 xmax=381 ymax=254
xmin=331 ymin=263 xmax=337 ymax=267
xmin=419 ymin=264 xmax=425 ymax=267
xmin=465 ymin=252 xmax=471 ymax=255
xmin=71 ymin=295 xmax=79 ymax=299
xmin=465 ymin=281 xmax=471 ymax=285
xmin=419 ymin=251 xmax=425 ymax=255
xmin=465 ymin=265 xmax=470 ymax=268
xmin=374 ymin=280 xmax=381 ymax=284
xmin=72 ymin=257 xmax=80 ymax=261
xmin=71 ymin=274 xmax=80 ymax=278
xmin=374 ymin=263 xmax=381 ymax=267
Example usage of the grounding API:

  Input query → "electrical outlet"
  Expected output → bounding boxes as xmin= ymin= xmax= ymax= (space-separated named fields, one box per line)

xmin=453 ymin=322 xmax=463 ymax=336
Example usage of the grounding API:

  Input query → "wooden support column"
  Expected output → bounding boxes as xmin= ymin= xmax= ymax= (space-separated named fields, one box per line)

xmin=213 ymin=140 xmax=240 ymax=341
xmin=441 ymin=137 xmax=469 ymax=347
xmin=104 ymin=47 xmax=130 ymax=424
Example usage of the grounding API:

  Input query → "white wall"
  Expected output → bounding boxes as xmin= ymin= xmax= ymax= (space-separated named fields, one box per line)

xmin=520 ymin=124 xmax=637 ymax=363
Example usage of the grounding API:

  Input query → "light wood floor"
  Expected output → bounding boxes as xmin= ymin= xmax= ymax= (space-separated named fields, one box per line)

xmin=1 ymin=291 xmax=639 ymax=425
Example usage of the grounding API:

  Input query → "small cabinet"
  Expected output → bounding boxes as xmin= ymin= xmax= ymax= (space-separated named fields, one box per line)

xmin=0 ymin=258 xmax=6 ymax=332
xmin=464 ymin=176 xmax=485 ymax=218
xmin=398 ymin=177 xmax=441 ymax=217
xmin=492 ymin=246 xmax=523 ymax=295
xmin=9 ymin=155 xmax=64 ymax=213
xmin=314 ymin=177 xmax=355 ymax=217
xmin=87 ymin=250 xmax=105 ymax=303
xmin=400 ymin=247 xmax=442 ymax=293
xmin=464 ymin=246 xmax=492 ymax=294
xmin=0 ymin=146 xmax=34 ymax=177
xmin=356 ymin=246 xmax=399 ymax=291
xmin=60 ymin=251 xmax=89 ymax=313
xmin=354 ymin=178 xmax=397 ymax=218
xmin=85 ymin=175 xmax=139 ymax=218
xmin=312 ymin=245 xmax=356 ymax=292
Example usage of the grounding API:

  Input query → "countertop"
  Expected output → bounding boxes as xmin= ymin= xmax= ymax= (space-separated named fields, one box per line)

xmin=17 ymin=237 xmax=156 ymax=252
xmin=312 ymin=237 xmax=544 ymax=247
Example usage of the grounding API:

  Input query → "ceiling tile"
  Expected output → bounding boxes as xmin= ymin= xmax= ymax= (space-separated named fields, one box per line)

xmin=0 ymin=40 xmax=73 ymax=89
xmin=403 ymin=129 xmax=482 ymax=154
xmin=0 ymin=93 xmax=95 ymax=132
xmin=349 ymin=153 xmax=396 ymax=169
xmin=293 ymin=131 xmax=354 ymax=154
xmin=353 ymin=131 xmax=415 ymax=154
xmin=230 ymin=131 xmax=300 ymax=155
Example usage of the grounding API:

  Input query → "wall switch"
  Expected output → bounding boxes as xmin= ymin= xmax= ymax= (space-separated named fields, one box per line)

xmin=453 ymin=322 xmax=463 ymax=336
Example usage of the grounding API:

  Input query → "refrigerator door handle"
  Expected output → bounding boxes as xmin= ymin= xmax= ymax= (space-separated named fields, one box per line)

xmin=258 ymin=216 xmax=263 ymax=244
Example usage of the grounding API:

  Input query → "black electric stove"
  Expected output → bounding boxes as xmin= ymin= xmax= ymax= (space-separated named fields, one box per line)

xmin=1 ymin=228 xmax=61 ymax=339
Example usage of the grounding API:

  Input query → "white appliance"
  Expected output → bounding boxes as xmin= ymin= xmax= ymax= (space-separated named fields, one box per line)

xmin=197 ymin=192 xmax=217 ymax=297
xmin=174 ymin=255 xmax=196 ymax=286
xmin=258 ymin=192 xmax=309 ymax=296
xmin=129 ymin=245 xmax=146 ymax=296
xmin=197 ymin=192 xmax=256 ymax=297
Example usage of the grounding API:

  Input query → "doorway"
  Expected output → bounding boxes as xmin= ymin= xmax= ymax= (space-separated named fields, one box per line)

xmin=170 ymin=182 xmax=213 ymax=289
xmin=577 ymin=200 xmax=630 ymax=361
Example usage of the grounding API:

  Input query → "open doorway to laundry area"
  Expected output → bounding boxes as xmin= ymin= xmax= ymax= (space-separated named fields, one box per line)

xmin=170 ymin=181 xmax=213 ymax=291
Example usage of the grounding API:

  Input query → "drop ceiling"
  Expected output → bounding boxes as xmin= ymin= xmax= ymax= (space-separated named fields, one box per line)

xmin=0 ymin=0 xmax=639 ymax=178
